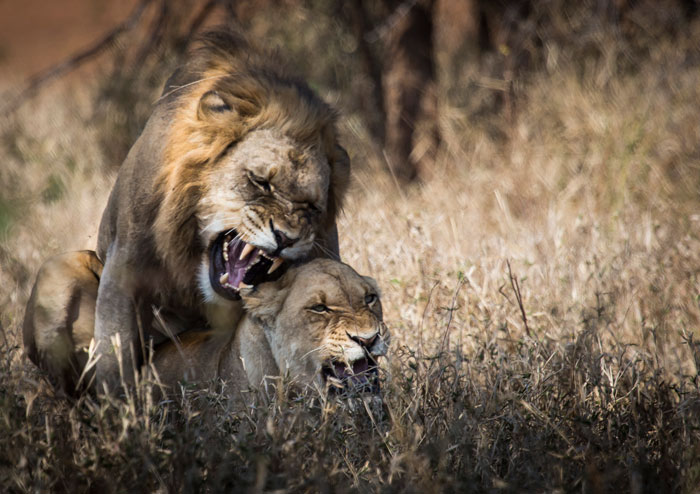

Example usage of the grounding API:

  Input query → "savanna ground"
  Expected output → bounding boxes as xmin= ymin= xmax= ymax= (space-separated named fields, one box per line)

xmin=1 ymin=2 xmax=700 ymax=492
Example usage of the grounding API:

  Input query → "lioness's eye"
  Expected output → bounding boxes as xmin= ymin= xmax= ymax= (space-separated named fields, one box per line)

xmin=365 ymin=293 xmax=378 ymax=305
xmin=309 ymin=303 xmax=330 ymax=313
xmin=248 ymin=172 xmax=271 ymax=193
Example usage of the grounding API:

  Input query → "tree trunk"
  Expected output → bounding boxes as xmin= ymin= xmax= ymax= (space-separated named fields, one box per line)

xmin=382 ymin=0 xmax=439 ymax=184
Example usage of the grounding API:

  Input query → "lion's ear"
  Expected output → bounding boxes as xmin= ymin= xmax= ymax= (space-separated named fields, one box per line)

xmin=240 ymin=280 xmax=290 ymax=326
xmin=197 ymin=90 xmax=232 ymax=119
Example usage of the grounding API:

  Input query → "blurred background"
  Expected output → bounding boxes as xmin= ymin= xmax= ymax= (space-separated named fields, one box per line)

xmin=3 ymin=0 xmax=698 ymax=183
xmin=1 ymin=2 xmax=700 ymax=489
xmin=2 ymin=0 xmax=699 ymax=327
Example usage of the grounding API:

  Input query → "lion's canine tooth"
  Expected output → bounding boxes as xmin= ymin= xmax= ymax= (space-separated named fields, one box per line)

xmin=239 ymin=243 xmax=255 ymax=261
xmin=219 ymin=273 xmax=229 ymax=285
xmin=267 ymin=257 xmax=284 ymax=275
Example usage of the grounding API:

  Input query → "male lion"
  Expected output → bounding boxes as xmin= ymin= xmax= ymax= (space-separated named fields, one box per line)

xmin=24 ymin=254 xmax=388 ymax=400
xmin=89 ymin=30 xmax=350 ymax=390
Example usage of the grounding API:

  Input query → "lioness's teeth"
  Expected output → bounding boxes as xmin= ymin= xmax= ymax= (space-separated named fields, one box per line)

xmin=219 ymin=273 xmax=229 ymax=285
xmin=239 ymin=243 xmax=255 ymax=261
xmin=267 ymin=257 xmax=284 ymax=275
xmin=327 ymin=376 xmax=344 ymax=388
xmin=238 ymin=282 xmax=252 ymax=289
xmin=223 ymin=241 xmax=229 ymax=261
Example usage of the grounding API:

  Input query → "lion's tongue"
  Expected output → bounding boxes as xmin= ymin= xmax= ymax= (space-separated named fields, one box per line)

xmin=226 ymin=239 xmax=259 ymax=288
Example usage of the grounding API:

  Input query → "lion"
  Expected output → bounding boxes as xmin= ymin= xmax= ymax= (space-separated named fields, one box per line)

xmin=24 ymin=254 xmax=388 ymax=399
xmin=85 ymin=29 xmax=351 ymax=390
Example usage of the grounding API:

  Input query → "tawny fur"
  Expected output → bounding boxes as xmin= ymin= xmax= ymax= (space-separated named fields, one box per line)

xmin=86 ymin=29 xmax=350 ymax=389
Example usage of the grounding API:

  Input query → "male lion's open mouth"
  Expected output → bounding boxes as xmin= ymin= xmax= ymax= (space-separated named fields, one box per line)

xmin=209 ymin=230 xmax=286 ymax=300
xmin=322 ymin=357 xmax=380 ymax=394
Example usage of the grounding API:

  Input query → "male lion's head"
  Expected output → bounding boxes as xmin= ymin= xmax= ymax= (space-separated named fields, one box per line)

xmin=240 ymin=259 xmax=389 ymax=393
xmin=152 ymin=31 xmax=350 ymax=302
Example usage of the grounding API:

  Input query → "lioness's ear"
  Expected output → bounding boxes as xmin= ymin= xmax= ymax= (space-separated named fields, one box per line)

xmin=198 ymin=90 xmax=232 ymax=119
xmin=240 ymin=281 xmax=289 ymax=326
xmin=362 ymin=275 xmax=381 ymax=297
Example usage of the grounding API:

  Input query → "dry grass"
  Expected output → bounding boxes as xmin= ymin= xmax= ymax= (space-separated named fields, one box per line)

xmin=2 ymin=8 xmax=700 ymax=493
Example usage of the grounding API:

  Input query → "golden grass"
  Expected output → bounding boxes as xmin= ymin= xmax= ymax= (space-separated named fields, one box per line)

xmin=1 ymin=18 xmax=700 ymax=492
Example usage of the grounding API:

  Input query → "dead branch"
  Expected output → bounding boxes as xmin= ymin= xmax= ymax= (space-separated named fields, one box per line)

xmin=365 ymin=0 xmax=419 ymax=43
xmin=1 ymin=0 xmax=154 ymax=116
xmin=130 ymin=0 xmax=169 ymax=71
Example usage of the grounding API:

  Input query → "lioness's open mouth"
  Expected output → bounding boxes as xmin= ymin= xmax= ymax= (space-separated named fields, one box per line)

xmin=322 ymin=357 xmax=380 ymax=394
xmin=209 ymin=230 xmax=286 ymax=300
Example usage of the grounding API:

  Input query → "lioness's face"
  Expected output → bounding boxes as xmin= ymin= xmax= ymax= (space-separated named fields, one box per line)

xmin=194 ymin=91 xmax=341 ymax=301
xmin=242 ymin=259 xmax=389 ymax=393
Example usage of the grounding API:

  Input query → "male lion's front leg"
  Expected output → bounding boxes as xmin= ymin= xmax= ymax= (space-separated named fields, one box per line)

xmin=94 ymin=254 xmax=141 ymax=392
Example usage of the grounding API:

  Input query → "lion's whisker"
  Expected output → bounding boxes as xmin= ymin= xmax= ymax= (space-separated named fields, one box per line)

xmin=201 ymin=219 xmax=242 ymax=233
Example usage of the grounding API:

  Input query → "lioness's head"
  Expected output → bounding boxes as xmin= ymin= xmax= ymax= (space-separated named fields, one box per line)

xmin=241 ymin=259 xmax=389 ymax=393
xmin=153 ymin=31 xmax=350 ymax=301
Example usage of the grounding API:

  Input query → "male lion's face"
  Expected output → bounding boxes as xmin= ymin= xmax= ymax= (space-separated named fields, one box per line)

xmin=241 ymin=259 xmax=389 ymax=393
xmin=193 ymin=91 xmax=340 ymax=302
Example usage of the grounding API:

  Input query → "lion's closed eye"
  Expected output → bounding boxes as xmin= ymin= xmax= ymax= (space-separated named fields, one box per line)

xmin=247 ymin=172 xmax=272 ymax=193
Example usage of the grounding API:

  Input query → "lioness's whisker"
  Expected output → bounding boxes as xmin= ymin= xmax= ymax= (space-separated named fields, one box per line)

xmin=313 ymin=241 xmax=339 ymax=260
xmin=300 ymin=345 xmax=327 ymax=361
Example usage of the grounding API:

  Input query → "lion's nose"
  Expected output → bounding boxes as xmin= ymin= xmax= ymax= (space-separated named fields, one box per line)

xmin=270 ymin=220 xmax=298 ymax=251
xmin=274 ymin=229 xmax=295 ymax=249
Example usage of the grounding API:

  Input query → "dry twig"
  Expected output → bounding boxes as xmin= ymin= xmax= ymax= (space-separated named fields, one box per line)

xmin=507 ymin=260 xmax=531 ymax=337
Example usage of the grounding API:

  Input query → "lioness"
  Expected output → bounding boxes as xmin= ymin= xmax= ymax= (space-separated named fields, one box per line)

xmin=23 ymin=251 xmax=102 ymax=395
xmin=90 ymin=30 xmax=350 ymax=389
xmin=24 ymin=254 xmax=388 ymax=399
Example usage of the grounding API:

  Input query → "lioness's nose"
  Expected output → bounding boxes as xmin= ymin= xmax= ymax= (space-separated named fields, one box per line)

xmin=348 ymin=333 xmax=378 ymax=349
